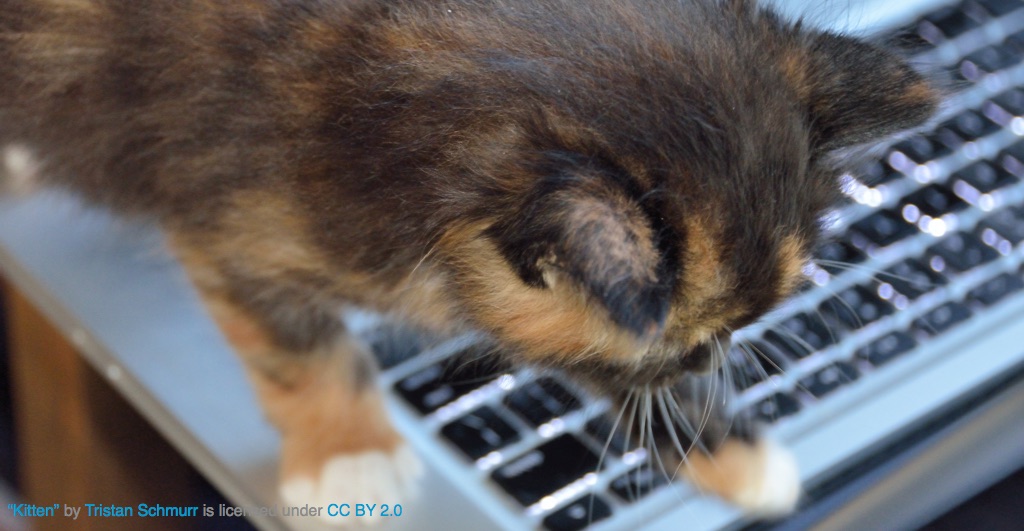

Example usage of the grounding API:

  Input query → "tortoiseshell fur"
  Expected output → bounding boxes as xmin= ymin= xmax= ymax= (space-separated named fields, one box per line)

xmin=0 ymin=0 xmax=938 ymax=523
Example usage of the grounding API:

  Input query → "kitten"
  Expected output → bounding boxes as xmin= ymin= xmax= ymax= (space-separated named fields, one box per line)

xmin=0 ymin=0 xmax=939 ymax=525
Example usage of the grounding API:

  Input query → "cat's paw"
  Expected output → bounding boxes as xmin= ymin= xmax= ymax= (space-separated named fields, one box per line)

xmin=280 ymin=445 xmax=425 ymax=527
xmin=685 ymin=438 xmax=801 ymax=517
xmin=728 ymin=439 xmax=801 ymax=516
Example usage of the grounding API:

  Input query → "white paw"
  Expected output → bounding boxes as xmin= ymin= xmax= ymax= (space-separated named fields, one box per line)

xmin=280 ymin=445 xmax=424 ymax=527
xmin=732 ymin=440 xmax=801 ymax=516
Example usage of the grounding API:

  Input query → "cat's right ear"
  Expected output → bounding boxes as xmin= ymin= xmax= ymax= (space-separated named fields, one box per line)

xmin=790 ymin=32 xmax=941 ymax=150
xmin=486 ymin=174 xmax=676 ymax=340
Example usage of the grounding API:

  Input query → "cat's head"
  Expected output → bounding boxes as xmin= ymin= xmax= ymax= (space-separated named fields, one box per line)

xmin=381 ymin=0 xmax=940 ymax=392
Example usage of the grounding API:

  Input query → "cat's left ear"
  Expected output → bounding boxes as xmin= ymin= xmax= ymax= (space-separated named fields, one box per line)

xmin=791 ymin=32 xmax=941 ymax=150
xmin=488 ymin=175 xmax=676 ymax=339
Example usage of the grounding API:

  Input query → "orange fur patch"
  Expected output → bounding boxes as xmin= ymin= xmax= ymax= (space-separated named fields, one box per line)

xmin=775 ymin=233 xmax=807 ymax=298
xmin=683 ymin=439 xmax=765 ymax=502
xmin=440 ymin=222 xmax=651 ymax=365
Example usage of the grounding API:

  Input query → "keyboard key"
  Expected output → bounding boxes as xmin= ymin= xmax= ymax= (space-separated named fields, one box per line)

xmin=978 ymin=208 xmax=1024 ymax=246
xmin=368 ymin=324 xmax=435 ymax=369
xmin=1005 ymin=28 xmax=1024 ymax=52
xmin=889 ymin=135 xmax=952 ymax=165
xmin=504 ymin=378 xmax=582 ymax=427
xmin=915 ymin=301 xmax=973 ymax=336
xmin=996 ymin=142 xmax=1024 ymax=176
xmin=820 ymin=286 xmax=894 ymax=330
xmin=901 ymin=183 xmax=969 ymax=218
xmin=850 ymin=209 xmax=918 ymax=247
xmin=977 ymin=0 xmax=1024 ymax=17
xmin=492 ymin=435 xmax=600 ymax=506
xmin=927 ymin=232 xmax=1001 ymax=274
xmin=610 ymin=467 xmax=670 ymax=502
xmin=751 ymin=393 xmax=801 ymax=423
xmin=762 ymin=319 xmax=835 ymax=361
xmin=799 ymin=362 xmax=860 ymax=398
xmin=441 ymin=406 xmax=521 ymax=460
xmin=584 ymin=417 xmax=631 ymax=456
xmin=968 ymin=273 xmax=1024 ymax=306
xmin=878 ymin=258 xmax=948 ymax=300
xmin=953 ymin=161 xmax=1018 ymax=194
xmin=984 ymin=90 xmax=1024 ymax=125
xmin=958 ymin=46 xmax=1022 ymax=82
xmin=854 ymin=160 xmax=904 ymax=186
xmin=919 ymin=6 xmax=983 ymax=43
xmin=396 ymin=351 xmax=504 ymax=414
xmin=543 ymin=495 xmax=612 ymax=531
xmin=857 ymin=331 xmax=918 ymax=366
xmin=731 ymin=341 xmax=790 ymax=390
xmin=773 ymin=312 xmax=837 ymax=354
xmin=814 ymin=239 xmax=867 ymax=275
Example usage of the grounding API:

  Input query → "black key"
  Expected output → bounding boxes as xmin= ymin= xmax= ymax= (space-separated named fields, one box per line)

xmin=765 ymin=313 xmax=835 ymax=360
xmin=919 ymin=7 xmax=983 ymax=42
xmin=799 ymin=362 xmax=860 ymax=398
xmin=773 ymin=312 xmax=837 ymax=354
xmin=943 ymin=110 xmax=1003 ymax=141
xmin=857 ymin=331 xmax=918 ymax=366
xmin=850 ymin=209 xmax=918 ymax=247
xmin=746 ymin=340 xmax=789 ymax=374
xmin=968 ymin=272 xmax=1024 ymax=306
xmin=878 ymin=258 xmax=948 ymax=300
xmin=984 ymin=90 xmax=1024 ymax=125
xmin=977 ymin=0 xmax=1024 ymax=17
xmin=814 ymin=239 xmax=867 ymax=274
xmin=901 ymin=183 xmax=969 ymax=218
xmin=855 ymin=160 xmax=904 ymax=186
xmin=610 ymin=467 xmax=670 ymax=502
xmin=978 ymin=208 xmax=1024 ymax=245
xmin=819 ymin=286 xmax=894 ymax=330
xmin=492 ymin=435 xmax=600 ymax=506
xmin=543 ymin=495 xmax=612 ymax=531
xmin=584 ymin=417 xmax=631 ymax=456
xmin=915 ymin=301 xmax=974 ymax=336
xmin=504 ymin=378 xmax=582 ymax=427
xmin=751 ymin=393 xmax=801 ymax=423
xmin=997 ymin=142 xmax=1024 ymax=176
xmin=731 ymin=341 xmax=790 ymax=391
xmin=890 ymin=135 xmax=952 ymax=165
xmin=952 ymin=161 xmax=1017 ymax=194
xmin=396 ymin=350 xmax=503 ymax=414
xmin=441 ymin=406 xmax=521 ymax=460
xmin=927 ymin=232 xmax=1000 ymax=274
xmin=368 ymin=324 xmax=435 ymax=369
xmin=958 ymin=46 xmax=1022 ymax=82
xmin=991 ymin=89 xmax=1024 ymax=118
xmin=1006 ymin=28 xmax=1024 ymax=52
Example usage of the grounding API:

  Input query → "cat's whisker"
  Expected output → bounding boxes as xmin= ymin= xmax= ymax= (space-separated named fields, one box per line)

xmin=655 ymin=388 xmax=689 ymax=483
xmin=813 ymin=258 xmax=885 ymax=278
xmin=591 ymin=389 xmax=633 ymax=525
xmin=763 ymin=324 xmax=817 ymax=358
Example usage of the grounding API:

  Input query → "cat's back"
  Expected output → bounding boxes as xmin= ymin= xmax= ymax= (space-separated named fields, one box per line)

xmin=0 ymin=0 xmax=375 ymax=218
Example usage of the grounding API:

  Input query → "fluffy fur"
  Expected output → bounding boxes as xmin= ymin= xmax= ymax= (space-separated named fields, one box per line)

xmin=0 ymin=0 xmax=939 ymax=521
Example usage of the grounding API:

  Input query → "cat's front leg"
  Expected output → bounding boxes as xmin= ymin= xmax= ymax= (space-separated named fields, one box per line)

xmin=170 ymin=239 xmax=422 ymax=527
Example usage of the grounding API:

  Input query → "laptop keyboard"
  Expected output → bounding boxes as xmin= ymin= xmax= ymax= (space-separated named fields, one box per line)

xmin=368 ymin=2 xmax=1024 ymax=529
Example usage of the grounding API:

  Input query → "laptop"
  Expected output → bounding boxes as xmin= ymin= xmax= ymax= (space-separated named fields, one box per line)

xmin=1 ymin=1 xmax=1023 ymax=530
xmin=368 ymin=1 xmax=1024 ymax=529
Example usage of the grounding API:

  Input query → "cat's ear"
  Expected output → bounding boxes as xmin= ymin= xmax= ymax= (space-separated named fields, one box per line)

xmin=488 ymin=175 xmax=675 ymax=339
xmin=791 ymin=33 xmax=940 ymax=150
